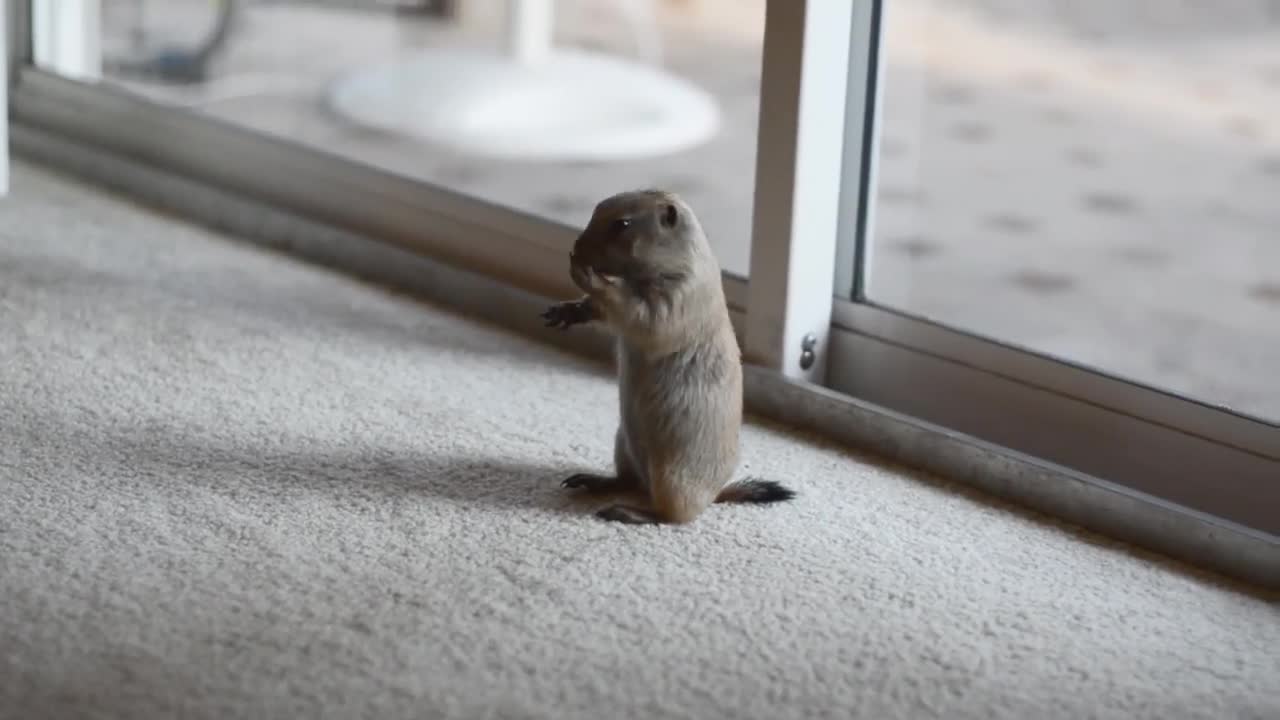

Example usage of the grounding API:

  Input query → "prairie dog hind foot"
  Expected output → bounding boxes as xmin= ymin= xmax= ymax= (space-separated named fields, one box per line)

xmin=592 ymin=479 xmax=798 ymax=524
xmin=561 ymin=473 xmax=632 ymax=493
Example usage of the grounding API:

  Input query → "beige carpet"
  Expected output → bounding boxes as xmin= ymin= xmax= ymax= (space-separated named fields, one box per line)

xmin=1 ymin=160 xmax=1276 ymax=720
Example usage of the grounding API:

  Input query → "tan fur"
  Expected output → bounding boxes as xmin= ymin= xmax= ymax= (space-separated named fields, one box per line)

xmin=543 ymin=190 xmax=752 ymax=524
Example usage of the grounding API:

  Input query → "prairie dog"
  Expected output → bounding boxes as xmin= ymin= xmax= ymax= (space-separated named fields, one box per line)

xmin=541 ymin=190 xmax=795 ymax=524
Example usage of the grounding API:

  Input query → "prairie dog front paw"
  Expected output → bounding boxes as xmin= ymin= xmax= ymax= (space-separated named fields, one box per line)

xmin=582 ymin=267 xmax=625 ymax=304
xmin=541 ymin=299 xmax=595 ymax=330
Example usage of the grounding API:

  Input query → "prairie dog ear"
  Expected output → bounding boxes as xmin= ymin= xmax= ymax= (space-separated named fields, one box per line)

xmin=659 ymin=202 xmax=679 ymax=229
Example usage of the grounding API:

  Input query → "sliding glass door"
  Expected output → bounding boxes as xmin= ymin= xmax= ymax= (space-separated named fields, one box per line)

xmin=858 ymin=0 xmax=1280 ymax=420
xmin=828 ymin=0 xmax=1280 ymax=535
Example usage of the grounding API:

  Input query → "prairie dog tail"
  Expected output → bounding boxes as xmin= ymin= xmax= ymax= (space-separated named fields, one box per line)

xmin=716 ymin=479 xmax=796 ymax=505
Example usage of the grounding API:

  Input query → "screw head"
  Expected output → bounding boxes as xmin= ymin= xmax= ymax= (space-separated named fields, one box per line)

xmin=799 ymin=333 xmax=818 ymax=370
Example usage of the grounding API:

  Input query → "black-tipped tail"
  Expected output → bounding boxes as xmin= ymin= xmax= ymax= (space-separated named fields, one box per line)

xmin=716 ymin=479 xmax=797 ymax=505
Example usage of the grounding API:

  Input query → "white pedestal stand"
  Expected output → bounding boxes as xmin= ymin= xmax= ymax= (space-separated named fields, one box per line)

xmin=326 ymin=0 xmax=720 ymax=161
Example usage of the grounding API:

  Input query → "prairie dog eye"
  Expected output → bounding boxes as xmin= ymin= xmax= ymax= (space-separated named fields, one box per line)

xmin=611 ymin=217 xmax=632 ymax=233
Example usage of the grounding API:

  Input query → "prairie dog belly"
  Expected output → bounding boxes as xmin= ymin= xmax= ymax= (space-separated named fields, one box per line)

xmin=617 ymin=336 xmax=742 ymax=494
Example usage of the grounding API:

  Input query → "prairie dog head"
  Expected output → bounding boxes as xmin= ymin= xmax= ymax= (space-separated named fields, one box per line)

xmin=569 ymin=190 xmax=718 ymax=297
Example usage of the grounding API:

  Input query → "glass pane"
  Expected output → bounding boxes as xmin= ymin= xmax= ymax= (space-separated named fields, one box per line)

xmin=35 ymin=0 xmax=763 ymax=277
xmin=859 ymin=0 xmax=1280 ymax=420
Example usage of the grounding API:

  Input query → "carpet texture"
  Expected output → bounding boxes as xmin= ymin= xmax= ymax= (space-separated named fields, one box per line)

xmin=1 ymin=161 xmax=1276 ymax=720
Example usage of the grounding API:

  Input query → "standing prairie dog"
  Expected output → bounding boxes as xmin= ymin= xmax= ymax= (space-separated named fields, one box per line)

xmin=541 ymin=189 xmax=795 ymax=524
